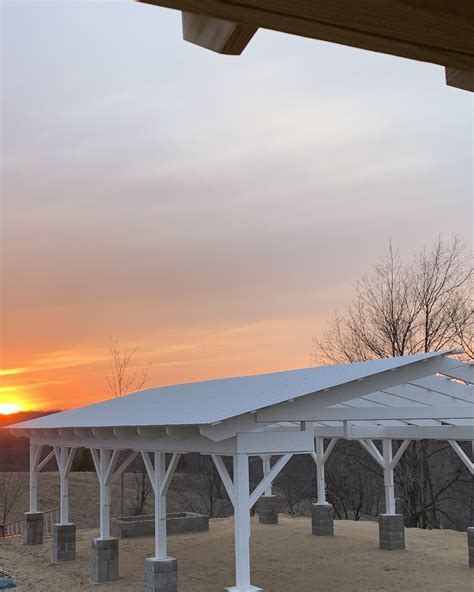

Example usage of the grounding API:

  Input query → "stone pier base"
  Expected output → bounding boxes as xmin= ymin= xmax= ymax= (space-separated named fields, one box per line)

xmin=379 ymin=514 xmax=405 ymax=551
xmin=21 ymin=512 xmax=43 ymax=545
xmin=91 ymin=538 xmax=119 ymax=584
xmin=144 ymin=557 xmax=178 ymax=592
xmin=468 ymin=527 xmax=474 ymax=567
xmin=311 ymin=504 xmax=334 ymax=536
xmin=52 ymin=523 xmax=76 ymax=562
xmin=256 ymin=496 xmax=278 ymax=525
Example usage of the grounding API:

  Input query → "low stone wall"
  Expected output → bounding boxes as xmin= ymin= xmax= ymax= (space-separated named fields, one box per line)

xmin=111 ymin=512 xmax=209 ymax=539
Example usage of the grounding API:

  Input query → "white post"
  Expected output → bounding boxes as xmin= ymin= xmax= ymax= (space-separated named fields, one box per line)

xmin=59 ymin=447 xmax=68 ymax=524
xmin=234 ymin=454 xmax=251 ymax=591
xmin=29 ymin=442 xmax=41 ymax=513
xmin=154 ymin=451 xmax=167 ymax=560
xmin=261 ymin=455 xmax=272 ymax=496
xmin=382 ymin=439 xmax=395 ymax=515
xmin=99 ymin=449 xmax=111 ymax=539
xmin=315 ymin=437 xmax=327 ymax=504
xmin=56 ymin=446 xmax=76 ymax=524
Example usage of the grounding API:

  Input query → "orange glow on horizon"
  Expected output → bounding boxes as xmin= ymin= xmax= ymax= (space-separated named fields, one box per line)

xmin=0 ymin=403 xmax=23 ymax=415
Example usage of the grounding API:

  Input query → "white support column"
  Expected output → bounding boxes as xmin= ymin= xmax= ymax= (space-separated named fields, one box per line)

xmin=382 ymin=439 xmax=395 ymax=515
xmin=155 ymin=451 xmax=167 ymax=560
xmin=310 ymin=437 xmax=337 ymax=504
xmin=316 ymin=439 xmax=325 ymax=504
xmin=91 ymin=448 xmax=118 ymax=540
xmin=29 ymin=442 xmax=42 ymax=513
xmin=141 ymin=451 xmax=181 ymax=561
xmin=142 ymin=451 xmax=179 ymax=592
xmin=54 ymin=446 xmax=76 ymax=524
xmin=261 ymin=455 xmax=272 ymax=496
xmin=100 ymin=449 xmax=111 ymax=539
xmin=215 ymin=450 xmax=292 ymax=590
xmin=232 ymin=454 xmax=252 ymax=592
xmin=359 ymin=439 xmax=410 ymax=515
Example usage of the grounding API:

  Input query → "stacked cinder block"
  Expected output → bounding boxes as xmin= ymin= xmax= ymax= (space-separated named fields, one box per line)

xmin=52 ymin=524 xmax=76 ymax=562
xmin=256 ymin=496 xmax=279 ymax=524
xmin=311 ymin=504 xmax=334 ymax=536
xmin=90 ymin=538 xmax=119 ymax=583
xmin=111 ymin=512 xmax=209 ymax=539
xmin=144 ymin=557 xmax=178 ymax=592
xmin=378 ymin=514 xmax=405 ymax=550
xmin=21 ymin=512 xmax=43 ymax=545
xmin=468 ymin=527 xmax=474 ymax=568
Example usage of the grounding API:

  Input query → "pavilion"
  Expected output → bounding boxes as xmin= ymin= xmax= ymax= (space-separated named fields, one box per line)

xmin=8 ymin=350 xmax=474 ymax=591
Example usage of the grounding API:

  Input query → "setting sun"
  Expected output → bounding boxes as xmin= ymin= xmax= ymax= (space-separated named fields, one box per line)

xmin=0 ymin=403 xmax=22 ymax=415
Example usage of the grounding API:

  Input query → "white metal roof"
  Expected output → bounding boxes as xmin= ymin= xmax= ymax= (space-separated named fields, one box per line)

xmin=9 ymin=350 xmax=468 ymax=431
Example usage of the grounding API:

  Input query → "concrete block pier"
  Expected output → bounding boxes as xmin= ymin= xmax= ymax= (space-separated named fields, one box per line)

xmin=52 ymin=523 xmax=76 ymax=562
xmin=379 ymin=514 xmax=405 ymax=551
xmin=21 ymin=512 xmax=43 ymax=545
xmin=90 ymin=538 xmax=119 ymax=584
xmin=144 ymin=557 xmax=178 ymax=592
xmin=256 ymin=496 xmax=279 ymax=524
xmin=311 ymin=504 xmax=334 ymax=536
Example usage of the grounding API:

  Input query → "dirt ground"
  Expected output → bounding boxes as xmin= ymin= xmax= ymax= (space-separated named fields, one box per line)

xmin=1 ymin=515 xmax=472 ymax=592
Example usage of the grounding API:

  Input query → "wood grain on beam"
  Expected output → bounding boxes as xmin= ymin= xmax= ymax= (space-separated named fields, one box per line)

xmin=138 ymin=1 xmax=474 ymax=71
xmin=182 ymin=12 xmax=257 ymax=54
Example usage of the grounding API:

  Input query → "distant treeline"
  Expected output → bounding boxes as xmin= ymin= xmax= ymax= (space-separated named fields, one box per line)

xmin=0 ymin=410 xmax=60 ymax=471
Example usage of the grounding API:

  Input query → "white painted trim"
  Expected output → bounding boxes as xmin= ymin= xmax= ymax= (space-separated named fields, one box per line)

xmin=359 ymin=439 xmax=384 ymax=466
xmin=160 ymin=453 xmax=181 ymax=497
xmin=260 ymin=405 xmax=473 ymax=422
xmin=38 ymin=449 xmax=56 ymax=471
xmin=141 ymin=451 xmax=156 ymax=493
xmin=90 ymin=448 xmax=100 ymax=477
xmin=104 ymin=449 xmax=121 ymax=486
xmin=109 ymin=451 xmax=139 ymax=485
xmin=211 ymin=454 xmax=236 ymax=506
xmin=314 ymin=425 xmax=474 ymax=440
xmin=390 ymin=439 xmax=411 ymax=470
xmin=248 ymin=454 xmax=292 ymax=509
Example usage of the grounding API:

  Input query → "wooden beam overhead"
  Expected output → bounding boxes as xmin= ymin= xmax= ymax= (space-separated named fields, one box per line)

xmin=182 ymin=12 xmax=258 ymax=55
xmin=139 ymin=1 xmax=474 ymax=71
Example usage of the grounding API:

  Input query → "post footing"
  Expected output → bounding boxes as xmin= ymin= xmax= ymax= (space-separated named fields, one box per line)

xmin=145 ymin=556 xmax=178 ymax=592
xmin=21 ymin=512 xmax=43 ymax=545
xmin=311 ymin=503 xmax=334 ymax=536
xmin=52 ymin=523 xmax=76 ymax=562
xmin=90 ymin=537 xmax=119 ymax=584
xmin=467 ymin=527 xmax=474 ymax=568
xmin=256 ymin=495 xmax=278 ymax=524
xmin=379 ymin=514 xmax=405 ymax=551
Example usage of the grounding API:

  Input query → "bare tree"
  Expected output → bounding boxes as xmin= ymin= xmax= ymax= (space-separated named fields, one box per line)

xmin=313 ymin=236 xmax=472 ymax=364
xmin=178 ymin=454 xmax=230 ymax=518
xmin=105 ymin=338 xmax=152 ymax=516
xmin=106 ymin=338 xmax=151 ymax=398
xmin=128 ymin=471 xmax=154 ymax=516
xmin=313 ymin=236 xmax=473 ymax=529
xmin=0 ymin=473 xmax=27 ymax=534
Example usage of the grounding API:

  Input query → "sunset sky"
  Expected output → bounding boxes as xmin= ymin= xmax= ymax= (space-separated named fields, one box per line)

xmin=1 ymin=1 xmax=472 ymax=412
